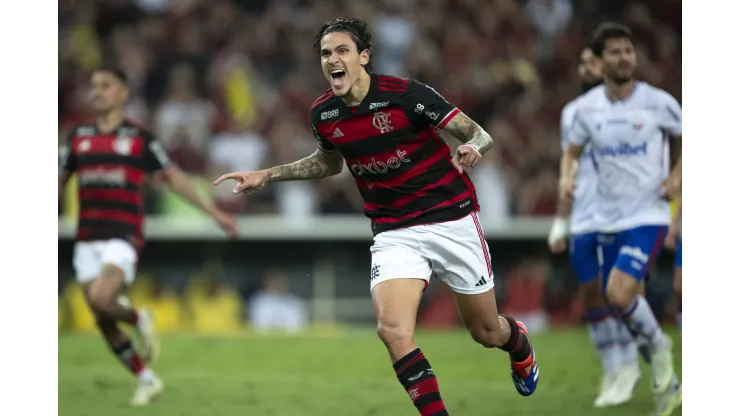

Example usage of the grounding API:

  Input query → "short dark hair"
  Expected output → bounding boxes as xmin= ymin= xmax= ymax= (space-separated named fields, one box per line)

xmin=590 ymin=22 xmax=635 ymax=57
xmin=93 ymin=66 xmax=128 ymax=85
xmin=313 ymin=18 xmax=373 ymax=72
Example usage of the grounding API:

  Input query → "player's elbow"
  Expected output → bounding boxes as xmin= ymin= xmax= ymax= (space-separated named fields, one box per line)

xmin=328 ymin=160 xmax=343 ymax=176
xmin=320 ymin=151 xmax=345 ymax=176
xmin=565 ymin=144 xmax=582 ymax=160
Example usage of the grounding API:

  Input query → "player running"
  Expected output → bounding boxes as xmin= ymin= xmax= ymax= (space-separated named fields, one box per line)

xmin=665 ymin=198 xmax=681 ymax=330
xmin=549 ymin=46 xmax=641 ymax=408
xmin=560 ymin=23 xmax=681 ymax=415
xmin=215 ymin=18 xmax=539 ymax=415
xmin=58 ymin=67 xmax=237 ymax=405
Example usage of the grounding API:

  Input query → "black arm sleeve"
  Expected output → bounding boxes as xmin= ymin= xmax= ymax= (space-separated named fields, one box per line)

xmin=59 ymin=129 xmax=78 ymax=173
xmin=309 ymin=115 xmax=338 ymax=153
xmin=403 ymin=80 xmax=460 ymax=129
xmin=141 ymin=129 xmax=173 ymax=173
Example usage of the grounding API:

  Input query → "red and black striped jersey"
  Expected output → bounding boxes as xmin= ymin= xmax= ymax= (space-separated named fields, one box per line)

xmin=59 ymin=121 xmax=172 ymax=247
xmin=310 ymin=73 xmax=479 ymax=235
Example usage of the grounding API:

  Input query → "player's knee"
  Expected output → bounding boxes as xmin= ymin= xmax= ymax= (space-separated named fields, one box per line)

xmin=87 ymin=291 xmax=113 ymax=315
xmin=376 ymin=322 xmax=414 ymax=350
xmin=86 ymin=283 xmax=117 ymax=316
xmin=605 ymin=284 xmax=633 ymax=310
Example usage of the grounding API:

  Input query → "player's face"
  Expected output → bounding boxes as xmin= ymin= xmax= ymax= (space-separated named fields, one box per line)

xmin=578 ymin=48 xmax=602 ymax=83
xmin=89 ymin=72 xmax=128 ymax=114
xmin=600 ymin=37 xmax=636 ymax=84
xmin=319 ymin=31 xmax=369 ymax=97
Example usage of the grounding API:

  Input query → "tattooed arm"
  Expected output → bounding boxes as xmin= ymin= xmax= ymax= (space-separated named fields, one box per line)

xmin=214 ymin=146 xmax=344 ymax=194
xmin=442 ymin=112 xmax=494 ymax=155
xmin=264 ymin=149 xmax=344 ymax=182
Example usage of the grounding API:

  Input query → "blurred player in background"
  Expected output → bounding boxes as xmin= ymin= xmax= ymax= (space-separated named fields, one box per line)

xmin=549 ymin=47 xmax=641 ymax=408
xmin=560 ymin=23 xmax=682 ymax=415
xmin=215 ymin=18 xmax=539 ymax=415
xmin=665 ymin=198 xmax=681 ymax=330
xmin=58 ymin=67 xmax=237 ymax=405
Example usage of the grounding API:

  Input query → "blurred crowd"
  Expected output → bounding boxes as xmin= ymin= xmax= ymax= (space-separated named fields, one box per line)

xmin=59 ymin=0 xmax=681 ymax=223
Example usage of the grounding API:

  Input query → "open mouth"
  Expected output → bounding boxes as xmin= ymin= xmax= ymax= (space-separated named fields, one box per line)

xmin=330 ymin=68 xmax=346 ymax=88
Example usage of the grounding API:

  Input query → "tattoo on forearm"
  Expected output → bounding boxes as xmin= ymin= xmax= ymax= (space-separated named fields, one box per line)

xmin=266 ymin=150 xmax=338 ymax=182
xmin=443 ymin=113 xmax=493 ymax=154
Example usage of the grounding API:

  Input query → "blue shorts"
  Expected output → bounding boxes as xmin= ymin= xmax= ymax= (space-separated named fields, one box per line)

xmin=598 ymin=225 xmax=668 ymax=285
xmin=674 ymin=237 xmax=682 ymax=268
xmin=570 ymin=232 xmax=600 ymax=284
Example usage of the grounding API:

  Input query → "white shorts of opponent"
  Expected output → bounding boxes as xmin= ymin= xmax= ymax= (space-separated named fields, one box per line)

xmin=73 ymin=239 xmax=138 ymax=285
xmin=370 ymin=212 xmax=494 ymax=294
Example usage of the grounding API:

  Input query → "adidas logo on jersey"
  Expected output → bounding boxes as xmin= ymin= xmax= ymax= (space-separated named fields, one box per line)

xmin=332 ymin=128 xmax=344 ymax=138
xmin=474 ymin=276 xmax=488 ymax=287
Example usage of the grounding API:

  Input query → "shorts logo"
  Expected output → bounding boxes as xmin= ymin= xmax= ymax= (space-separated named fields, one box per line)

xmin=372 ymin=112 xmax=394 ymax=133
xmin=620 ymin=245 xmax=650 ymax=263
xmin=370 ymin=263 xmax=380 ymax=281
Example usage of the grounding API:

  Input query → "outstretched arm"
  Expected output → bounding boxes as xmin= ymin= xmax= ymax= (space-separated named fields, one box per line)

xmin=264 ymin=149 xmax=345 ymax=183
xmin=161 ymin=166 xmax=238 ymax=237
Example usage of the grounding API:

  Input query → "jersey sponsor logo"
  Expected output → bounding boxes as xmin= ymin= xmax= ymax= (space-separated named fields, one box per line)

xmin=599 ymin=141 xmax=647 ymax=158
xmin=369 ymin=101 xmax=389 ymax=110
xmin=372 ymin=111 xmax=394 ymax=133
xmin=620 ymin=245 xmax=650 ymax=263
xmin=414 ymin=103 xmax=439 ymax=122
xmin=332 ymin=128 xmax=344 ymax=138
xmin=321 ymin=109 xmax=339 ymax=120
xmin=424 ymin=109 xmax=439 ymax=122
xmin=79 ymin=167 xmax=127 ymax=186
xmin=350 ymin=149 xmax=410 ymax=176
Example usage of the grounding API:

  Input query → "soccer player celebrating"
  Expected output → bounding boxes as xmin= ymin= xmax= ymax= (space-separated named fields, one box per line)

xmin=215 ymin=18 xmax=539 ymax=414
xmin=58 ymin=67 xmax=237 ymax=405
xmin=560 ymin=23 xmax=681 ymax=415
xmin=665 ymin=198 xmax=681 ymax=330
xmin=549 ymin=46 xmax=641 ymax=407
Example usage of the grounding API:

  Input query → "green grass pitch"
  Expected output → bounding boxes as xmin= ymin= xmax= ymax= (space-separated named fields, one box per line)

xmin=59 ymin=328 xmax=681 ymax=416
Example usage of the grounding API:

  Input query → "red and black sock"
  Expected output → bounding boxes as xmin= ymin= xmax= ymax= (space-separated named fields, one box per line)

xmin=499 ymin=316 xmax=531 ymax=362
xmin=393 ymin=348 xmax=449 ymax=416
xmin=111 ymin=340 xmax=145 ymax=376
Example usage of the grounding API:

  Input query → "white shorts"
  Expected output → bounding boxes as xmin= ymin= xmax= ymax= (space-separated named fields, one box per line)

xmin=73 ymin=239 xmax=138 ymax=285
xmin=369 ymin=212 xmax=494 ymax=295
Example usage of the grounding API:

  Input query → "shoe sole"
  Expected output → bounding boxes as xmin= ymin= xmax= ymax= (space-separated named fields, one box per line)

xmin=654 ymin=388 xmax=682 ymax=416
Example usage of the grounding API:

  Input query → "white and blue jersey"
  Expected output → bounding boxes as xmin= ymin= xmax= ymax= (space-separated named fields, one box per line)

xmin=561 ymin=96 xmax=600 ymax=283
xmin=569 ymin=82 xmax=682 ymax=281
